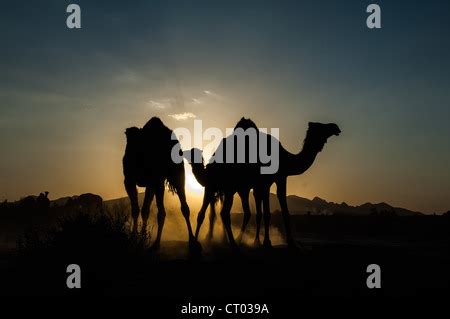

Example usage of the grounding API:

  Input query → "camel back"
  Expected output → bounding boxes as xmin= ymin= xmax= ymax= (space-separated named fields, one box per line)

xmin=123 ymin=117 xmax=183 ymax=193
xmin=206 ymin=117 xmax=274 ymax=199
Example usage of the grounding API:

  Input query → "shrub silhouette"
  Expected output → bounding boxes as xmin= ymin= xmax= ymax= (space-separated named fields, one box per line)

xmin=16 ymin=211 xmax=152 ymax=295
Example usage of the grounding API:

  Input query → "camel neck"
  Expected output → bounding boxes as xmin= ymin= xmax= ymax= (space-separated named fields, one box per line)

xmin=287 ymin=142 xmax=321 ymax=176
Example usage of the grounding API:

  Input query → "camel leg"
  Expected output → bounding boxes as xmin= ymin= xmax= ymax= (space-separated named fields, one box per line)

xmin=236 ymin=189 xmax=251 ymax=244
xmin=220 ymin=193 xmax=238 ymax=249
xmin=141 ymin=187 xmax=155 ymax=236
xmin=276 ymin=179 xmax=297 ymax=247
xmin=195 ymin=188 xmax=212 ymax=239
xmin=205 ymin=198 xmax=216 ymax=242
xmin=262 ymin=191 xmax=272 ymax=248
xmin=125 ymin=179 xmax=139 ymax=233
xmin=219 ymin=198 xmax=229 ymax=245
xmin=176 ymin=185 xmax=202 ymax=254
xmin=152 ymin=184 xmax=166 ymax=249
xmin=177 ymin=187 xmax=195 ymax=241
xmin=253 ymin=189 xmax=262 ymax=246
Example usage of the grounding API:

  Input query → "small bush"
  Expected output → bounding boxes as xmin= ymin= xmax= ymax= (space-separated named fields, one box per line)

xmin=16 ymin=211 xmax=153 ymax=295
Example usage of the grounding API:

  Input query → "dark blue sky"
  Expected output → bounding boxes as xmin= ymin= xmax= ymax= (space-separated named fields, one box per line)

xmin=1 ymin=0 xmax=450 ymax=212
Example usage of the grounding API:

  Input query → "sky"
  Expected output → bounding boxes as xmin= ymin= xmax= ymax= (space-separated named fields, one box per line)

xmin=1 ymin=0 xmax=450 ymax=213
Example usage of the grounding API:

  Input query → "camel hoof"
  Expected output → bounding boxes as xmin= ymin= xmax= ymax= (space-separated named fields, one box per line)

xmin=263 ymin=239 xmax=272 ymax=248
xmin=204 ymin=232 xmax=214 ymax=244
xmin=254 ymin=238 xmax=262 ymax=247
xmin=189 ymin=239 xmax=202 ymax=254
xmin=236 ymin=233 xmax=243 ymax=244
xmin=151 ymin=241 xmax=161 ymax=251
xmin=230 ymin=243 xmax=240 ymax=253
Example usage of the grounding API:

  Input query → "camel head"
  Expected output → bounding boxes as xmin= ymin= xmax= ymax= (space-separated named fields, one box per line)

xmin=184 ymin=148 xmax=207 ymax=186
xmin=304 ymin=122 xmax=341 ymax=152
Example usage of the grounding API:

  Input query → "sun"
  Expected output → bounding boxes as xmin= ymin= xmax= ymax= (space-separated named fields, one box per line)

xmin=186 ymin=171 xmax=204 ymax=194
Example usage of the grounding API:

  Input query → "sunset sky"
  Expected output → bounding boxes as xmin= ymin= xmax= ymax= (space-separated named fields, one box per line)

xmin=1 ymin=0 xmax=450 ymax=213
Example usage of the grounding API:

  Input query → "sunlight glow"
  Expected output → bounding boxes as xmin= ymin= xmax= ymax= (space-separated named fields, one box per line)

xmin=186 ymin=171 xmax=204 ymax=194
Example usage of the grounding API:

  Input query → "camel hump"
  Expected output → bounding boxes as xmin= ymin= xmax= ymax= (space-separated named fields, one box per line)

xmin=143 ymin=117 xmax=167 ymax=131
xmin=234 ymin=117 xmax=258 ymax=131
xmin=145 ymin=117 xmax=179 ymax=148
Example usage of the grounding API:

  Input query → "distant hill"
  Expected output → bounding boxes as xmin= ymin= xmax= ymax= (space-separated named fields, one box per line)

xmin=261 ymin=193 xmax=423 ymax=216
xmin=101 ymin=192 xmax=423 ymax=216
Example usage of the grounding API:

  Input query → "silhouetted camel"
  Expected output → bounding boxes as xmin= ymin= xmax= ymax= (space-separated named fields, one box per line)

xmin=186 ymin=118 xmax=258 ymax=243
xmin=189 ymin=118 xmax=340 ymax=249
xmin=123 ymin=117 xmax=198 ymax=250
xmin=19 ymin=191 xmax=50 ymax=214
xmin=36 ymin=191 xmax=50 ymax=213
xmin=251 ymin=122 xmax=341 ymax=248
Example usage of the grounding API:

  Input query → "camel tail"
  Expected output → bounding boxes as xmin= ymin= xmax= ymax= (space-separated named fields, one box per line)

xmin=213 ymin=192 xmax=224 ymax=205
xmin=166 ymin=181 xmax=177 ymax=194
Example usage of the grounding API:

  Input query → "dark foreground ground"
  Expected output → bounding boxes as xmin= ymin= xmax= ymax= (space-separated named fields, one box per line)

xmin=0 ymin=213 xmax=449 ymax=311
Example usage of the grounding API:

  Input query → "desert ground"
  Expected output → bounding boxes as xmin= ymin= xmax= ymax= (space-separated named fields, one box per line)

xmin=1 ymin=200 xmax=449 ymax=303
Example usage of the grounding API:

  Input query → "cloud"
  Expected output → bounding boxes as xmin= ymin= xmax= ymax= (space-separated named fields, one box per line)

xmin=147 ymin=98 xmax=176 ymax=110
xmin=191 ymin=98 xmax=203 ymax=105
xmin=148 ymin=90 xmax=222 ymax=118
xmin=185 ymin=90 xmax=224 ymax=107
xmin=114 ymin=69 xmax=140 ymax=84
xmin=186 ymin=97 xmax=204 ymax=108
xmin=169 ymin=112 xmax=197 ymax=121
xmin=148 ymin=100 xmax=167 ymax=109
xmin=203 ymin=90 xmax=222 ymax=100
